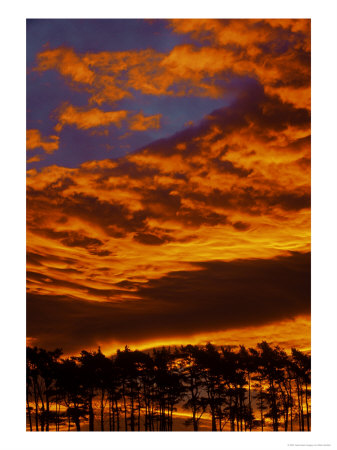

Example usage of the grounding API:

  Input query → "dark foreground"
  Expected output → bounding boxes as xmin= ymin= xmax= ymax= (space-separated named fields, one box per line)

xmin=27 ymin=342 xmax=310 ymax=432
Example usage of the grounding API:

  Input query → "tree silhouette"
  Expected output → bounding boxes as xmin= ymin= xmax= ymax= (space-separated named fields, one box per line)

xmin=26 ymin=342 xmax=311 ymax=432
xmin=256 ymin=342 xmax=286 ymax=431
xmin=26 ymin=346 xmax=62 ymax=431
xmin=26 ymin=360 xmax=33 ymax=431
xmin=179 ymin=345 xmax=207 ymax=431
xmin=291 ymin=348 xmax=311 ymax=431
xmin=56 ymin=358 xmax=88 ymax=431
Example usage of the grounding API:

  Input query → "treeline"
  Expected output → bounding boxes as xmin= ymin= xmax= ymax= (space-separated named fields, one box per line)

xmin=26 ymin=342 xmax=310 ymax=432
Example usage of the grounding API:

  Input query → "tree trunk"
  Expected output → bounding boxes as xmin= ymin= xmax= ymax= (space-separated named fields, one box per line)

xmin=137 ymin=390 xmax=141 ymax=431
xmin=270 ymin=380 xmax=278 ymax=431
xmin=248 ymin=373 xmax=252 ymax=431
xmin=211 ymin=406 xmax=217 ymax=431
xmin=229 ymin=393 xmax=235 ymax=431
xmin=56 ymin=400 xmax=59 ymax=431
xmin=305 ymin=382 xmax=310 ymax=431
xmin=74 ymin=413 xmax=81 ymax=432
xmin=122 ymin=382 xmax=128 ymax=431
xmin=112 ymin=401 xmax=115 ymax=431
xmin=45 ymin=393 xmax=50 ymax=431
xmin=169 ymin=404 xmax=172 ymax=431
xmin=260 ymin=384 xmax=264 ymax=432
xmin=100 ymin=389 xmax=105 ymax=431
xmin=88 ymin=396 xmax=94 ymax=431
xmin=130 ymin=385 xmax=135 ymax=431
xmin=296 ymin=379 xmax=302 ymax=431
xmin=193 ymin=408 xmax=198 ymax=431
xmin=33 ymin=379 xmax=39 ymax=431
xmin=289 ymin=379 xmax=293 ymax=431
xmin=36 ymin=380 xmax=45 ymax=431
xmin=26 ymin=388 xmax=33 ymax=431
xmin=115 ymin=399 xmax=120 ymax=431
xmin=239 ymin=390 xmax=243 ymax=431
xmin=109 ymin=398 xmax=112 ymax=431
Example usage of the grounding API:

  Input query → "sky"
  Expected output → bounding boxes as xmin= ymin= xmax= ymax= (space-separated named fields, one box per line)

xmin=26 ymin=19 xmax=311 ymax=355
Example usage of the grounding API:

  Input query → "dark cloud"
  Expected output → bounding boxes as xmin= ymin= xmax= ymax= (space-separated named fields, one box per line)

xmin=92 ymin=160 xmax=160 ymax=185
xmin=188 ymin=187 xmax=310 ymax=215
xmin=232 ymin=221 xmax=250 ymax=231
xmin=52 ymin=267 xmax=84 ymax=275
xmin=26 ymin=251 xmax=78 ymax=267
xmin=133 ymin=232 xmax=171 ymax=246
xmin=27 ymin=227 xmax=112 ymax=256
xmin=141 ymin=187 xmax=182 ymax=217
xmin=296 ymin=157 xmax=311 ymax=168
xmin=252 ymin=94 xmax=310 ymax=131
xmin=27 ymin=189 xmax=148 ymax=238
xmin=26 ymin=251 xmax=44 ymax=267
xmin=44 ymin=228 xmax=103 ymax=247
xmin=27 ymin=252 xmax=310 ymax=353
xmin=288 ymin=135 xmax=311 ymax=151
xmin=211 ymin=159 xmax=253 ymax=177
xmin=269 ymin=193 xmax=310 ymax=211
xmin=90 ymin=249 xmax=112 ymax=256
xmin=177 ymin=208 xmax=229 ymax=227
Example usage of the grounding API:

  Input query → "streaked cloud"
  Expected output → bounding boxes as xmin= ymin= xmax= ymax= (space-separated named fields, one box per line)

xmin=27 ymin=252 xmax=310 ymax=353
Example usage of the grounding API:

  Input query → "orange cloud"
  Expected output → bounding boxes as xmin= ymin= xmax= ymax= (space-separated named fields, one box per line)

xmin=54 ymin=104 xmax=162 ymax=133
xmin=27 ymin=155 xmax=42 ymax=163
xmin=55 ymin=105 xmax=128 ymax=131
xmin=169 ymin=19 xmax=310 ymax=107
xmin=33 ymin=20 xmax=310 ymax=111
xmin=26 ymin=129 xmax=59 ymax=154
xmin=129 ymin=112 xmax=161 ymax=131
xmin=27 ymin=88 xmax=310 ymax=311
xmin=35 ymin=47 xmax=95 ymax=84
xmin=170 ymin=19 xmax=310 ymax=48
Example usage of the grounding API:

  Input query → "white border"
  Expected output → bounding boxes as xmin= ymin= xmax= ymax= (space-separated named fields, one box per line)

xmin=1 ymin=0 xmax=337 ymax=449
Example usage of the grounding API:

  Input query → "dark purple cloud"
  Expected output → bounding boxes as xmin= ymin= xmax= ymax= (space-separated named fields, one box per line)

xmin=27 ymin=252 xmax=310 ymax=353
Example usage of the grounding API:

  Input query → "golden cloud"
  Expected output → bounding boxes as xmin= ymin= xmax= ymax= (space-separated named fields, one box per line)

xmin=55 ymin=105 xmax=128 ymax=131
xmin=27 ymin=129 xmax=59 ymax=154
xmin=54 ymin=104 xmax=162 ymax=132
xmin=27 ymin=88 xmax=310 ymax=310
xmin=35 ymin=47 xmax=95 ymax=84
xmin=129 ymin=112 xmax=162 ymax=131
